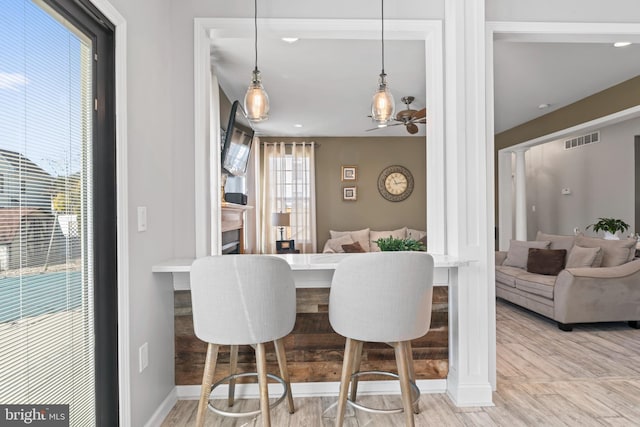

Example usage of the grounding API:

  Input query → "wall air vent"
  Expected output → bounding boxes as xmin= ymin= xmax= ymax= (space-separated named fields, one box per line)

xmin=564 ymin=131 xmax=600 ymax=150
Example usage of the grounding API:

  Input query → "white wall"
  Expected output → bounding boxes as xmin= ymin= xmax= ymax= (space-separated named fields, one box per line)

xmin=98 ymin=0 xmax=176 ymax=425
xmin=526 ymin=117 xmax=639 ymax=238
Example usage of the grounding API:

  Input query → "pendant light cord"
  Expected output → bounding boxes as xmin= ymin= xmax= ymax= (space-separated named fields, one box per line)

xmin=381 ymin=0 xmax=385 ymax=75
xmin=254 ymin=0 xmax=258 ymax=73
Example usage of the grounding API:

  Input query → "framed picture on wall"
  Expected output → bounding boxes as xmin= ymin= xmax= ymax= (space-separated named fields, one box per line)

xmin=343 ymin=186 xmax=357 ymax=201
xmin=341 ymin=165 xmax=357 ymax=181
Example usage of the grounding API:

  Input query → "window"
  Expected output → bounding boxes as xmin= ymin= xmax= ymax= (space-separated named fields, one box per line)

xmin=261 ymin=142 xmax=317 ymax=253
xmin=0 ymin=0 xmax=117 ymax=423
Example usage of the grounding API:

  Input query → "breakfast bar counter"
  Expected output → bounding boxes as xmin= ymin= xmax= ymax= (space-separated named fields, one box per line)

xmin=153 ymin=253 xmax=474 ymax=400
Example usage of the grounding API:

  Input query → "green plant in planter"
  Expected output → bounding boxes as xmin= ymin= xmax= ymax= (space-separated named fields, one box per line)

xmin=374 ymin=236 xmax=426 ymax=252
xmin=586 ymin=217 xmax=630 ymax=235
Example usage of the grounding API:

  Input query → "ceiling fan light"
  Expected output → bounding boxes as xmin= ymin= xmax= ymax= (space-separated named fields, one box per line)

xmin=371 ymin=76 xmax=395 ymax=124
xmin=244 ymin=69 xmax=270 ymax=122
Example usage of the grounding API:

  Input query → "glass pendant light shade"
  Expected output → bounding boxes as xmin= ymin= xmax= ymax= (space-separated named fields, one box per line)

xmin=244 ymin=69 xmax=270 ymax=122
xmin=371 ymin=73 xmax=395 ymax=125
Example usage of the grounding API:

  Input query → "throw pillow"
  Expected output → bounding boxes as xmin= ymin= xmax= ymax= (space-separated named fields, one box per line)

xmin=535 ymin=231 xmax=575 ymax=252
xmin=574 ymin=234 xmax=636 ymax=267
xmin=566 ymin=245 xmax=601 ymax=268
xmin=526 ymin=248 xmax=567 ymax=275
xmin=503 ymin=240 xmax=551 ymax=269
xmin=342 ymin=241 xmax=366 ymax=253
xmin=330 ymin=228 xmax=371 ymax=252
xmin=370 ymin=227 xmax=408 ymax=252
xmin=326 ymin=234 xmax=354 ymax=253
xmin=407 ymin=228 xmax=426 ymax=241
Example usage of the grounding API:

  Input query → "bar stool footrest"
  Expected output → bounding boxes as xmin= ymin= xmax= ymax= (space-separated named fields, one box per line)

xmin=207 ymin=372 xmax=288 ymax=418
xmin=346 ymin=370 xmax=420 ymax=415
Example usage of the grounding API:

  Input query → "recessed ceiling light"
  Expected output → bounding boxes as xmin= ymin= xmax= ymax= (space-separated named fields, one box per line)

xmin=281 ymin=37 xmax=299 ymax=43
xmin=613 ymin=41 xmax=632 ymax=48
xmin=293 ymin=124 xmax=303 ymax=128
xmin=538 ymin=103 xmax=550 ymax=109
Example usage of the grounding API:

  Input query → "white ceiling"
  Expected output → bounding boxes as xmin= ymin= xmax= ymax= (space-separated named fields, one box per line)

xmin=210 ymin=34 xmax=640 ymax=137
xmin=212 ymin=37 xmax=426 ymax=137
xmin=493 ymin=41 xmax=640 ymax=133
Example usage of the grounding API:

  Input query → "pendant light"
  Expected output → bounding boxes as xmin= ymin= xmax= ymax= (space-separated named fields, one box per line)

xmin=371 ymin=0 xmax=395 ymax=126
xmin=244 ymin=0 xmax=270 ymax=122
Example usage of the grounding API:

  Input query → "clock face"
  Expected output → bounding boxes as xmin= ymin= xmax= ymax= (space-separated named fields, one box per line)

xmin=377 ymin=165 xmax=414 ymax=202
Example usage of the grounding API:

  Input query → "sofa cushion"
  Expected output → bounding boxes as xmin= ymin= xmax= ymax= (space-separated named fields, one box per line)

xmin=526 ymin=248 xmax=567 ymax=275
xmin=325 ymin=234 xmax=354 ymax=253
xmin=370 ymin=227 xmax=408 ymax=252
xmin=342 ymin=241 xmax=365 ymax=253
xmin=330 ymin=228 xmax=371 ymax=252
xmin=495 ymin=265 xmax=529 ymax=287
xmin=515 ymin=272 xmax=556 ymax=299
xmin=536 ymin=231 xmax=575 ymax=252
xmin=566 ymin=245 xmax=601 ymax=268
xmin=503 ymin=240 xmax=551 ymax=269
xmin=574 ymin=235 xmax=636 ymax=267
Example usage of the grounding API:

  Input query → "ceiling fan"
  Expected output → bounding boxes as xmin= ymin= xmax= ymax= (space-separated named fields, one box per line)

xmin=367 ymin=96 xmax=426 ymax=134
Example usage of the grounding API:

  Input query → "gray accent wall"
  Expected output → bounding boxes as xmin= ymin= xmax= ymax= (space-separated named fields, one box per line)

xmin=525 ymin=117 xmax=639 ymax=238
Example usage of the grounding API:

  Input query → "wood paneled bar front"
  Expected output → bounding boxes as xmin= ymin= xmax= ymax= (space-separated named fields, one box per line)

xmin=152 ymin=253 xmax=469 ymax=399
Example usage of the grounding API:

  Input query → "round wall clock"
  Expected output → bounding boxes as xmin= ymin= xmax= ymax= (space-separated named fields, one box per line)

xmin=377 ymin=165 xmax=414 ymax=202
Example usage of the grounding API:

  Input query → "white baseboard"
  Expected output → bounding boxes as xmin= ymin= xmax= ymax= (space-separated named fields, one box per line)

xmin=145 ymin=388 xmax=178 ymax=427
xmin=446 ymin=383 xmax=494 ymax=407
xmin=176 ymin=379 xmax=447 ymax=400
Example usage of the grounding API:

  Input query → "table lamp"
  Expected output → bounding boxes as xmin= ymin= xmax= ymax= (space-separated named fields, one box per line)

xmin=272 ymin=212 xmax=290 ymax=241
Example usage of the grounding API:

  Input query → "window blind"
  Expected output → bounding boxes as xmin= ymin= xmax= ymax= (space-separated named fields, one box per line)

xmin=0 ymin=1 xmax=95 ymax=424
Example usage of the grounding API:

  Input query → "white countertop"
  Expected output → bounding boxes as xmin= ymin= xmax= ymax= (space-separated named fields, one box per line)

xmin=152 ymin=253 xmax=471 ymax=273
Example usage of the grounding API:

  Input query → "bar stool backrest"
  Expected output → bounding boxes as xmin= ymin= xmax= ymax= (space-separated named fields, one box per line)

xmin=329 ymin=252 xmax=435 ymax=343
xmin=191 ymin=255 xmax=296 ymax=345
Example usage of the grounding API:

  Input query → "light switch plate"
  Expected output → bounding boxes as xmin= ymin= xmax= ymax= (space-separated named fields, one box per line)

xmin=139 ymin=342 xmax=148 ymax=373
xmin=137 ymin=206 xmax=147 ymax=232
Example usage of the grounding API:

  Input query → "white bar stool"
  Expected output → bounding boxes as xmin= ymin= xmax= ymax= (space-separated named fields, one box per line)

xmin=190 ymin=255 xmax=297 ymax=427
xmin=329 ymin=252 xmax=435 ymax=427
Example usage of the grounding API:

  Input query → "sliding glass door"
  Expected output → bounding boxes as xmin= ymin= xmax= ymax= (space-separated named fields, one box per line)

xmin=0 ymin=0 xmax=117 ymax=424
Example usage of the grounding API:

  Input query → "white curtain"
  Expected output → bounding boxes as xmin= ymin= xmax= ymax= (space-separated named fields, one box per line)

xmin=260 ymin=141 xmax=317 ymax=254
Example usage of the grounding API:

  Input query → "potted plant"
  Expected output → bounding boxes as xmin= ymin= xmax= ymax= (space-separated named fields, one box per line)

xmin=586 ymin=217 xmax=630 ymax=240
xmin=374 ymin=236 xmax=427 ymax=251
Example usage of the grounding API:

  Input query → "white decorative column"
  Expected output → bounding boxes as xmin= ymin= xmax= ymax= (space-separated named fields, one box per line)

xmin=444 ymin=0 xmax=494 ymax=407
xmin=514 ymin=149 xmax=528 ymax=241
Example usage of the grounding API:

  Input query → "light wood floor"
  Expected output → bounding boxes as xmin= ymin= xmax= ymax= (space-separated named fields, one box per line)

xmin=161 ymin=299 xmax=640 ymax=426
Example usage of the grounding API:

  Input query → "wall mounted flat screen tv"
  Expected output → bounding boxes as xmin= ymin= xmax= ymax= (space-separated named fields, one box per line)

xmin=222 ymin=100 xmax=255 ymax=176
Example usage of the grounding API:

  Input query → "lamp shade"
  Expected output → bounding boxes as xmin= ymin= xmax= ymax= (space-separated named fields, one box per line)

xmin=371 ymin=75 xmax=395 ymax=125
xmin=244 ymin=70 xmax=270 ymax=122
xmin=272 ymin=212 xmax=290 ymax=227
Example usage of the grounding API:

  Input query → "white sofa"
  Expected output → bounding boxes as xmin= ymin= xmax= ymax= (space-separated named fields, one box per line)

xmin=322 ymin=227 xmax=426 ymax=253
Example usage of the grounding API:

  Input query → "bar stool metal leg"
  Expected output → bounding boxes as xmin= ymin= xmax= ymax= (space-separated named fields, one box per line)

xmin=196 ymin=343 xmax=219 ymax=427
xmin=274 ymin=338 xmax=295 ymax=414
xmin=255 ymin=343 xmax=271 ymax=427
xmin=228 ymin=345 xmax=238 ymax=407
xmin=336 ymin=338 xmax=358 ymax=427
xmin=349 ymin=340 xmax=364 ymax=403
xmin=394 ymin=341 xmax=416 ymax=427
